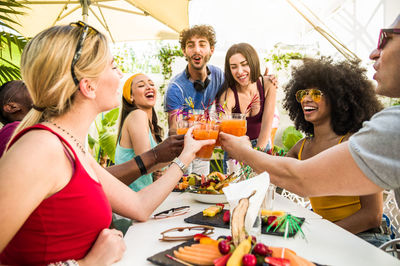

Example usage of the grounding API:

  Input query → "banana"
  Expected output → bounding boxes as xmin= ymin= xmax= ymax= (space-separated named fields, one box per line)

xmin=230 ymin=190 xmax=256 ymax=247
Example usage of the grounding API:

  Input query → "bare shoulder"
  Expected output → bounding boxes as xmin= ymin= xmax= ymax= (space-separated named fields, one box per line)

xmin=125 ymin=109 xmax=149 ymax=130
xmin=1 ymin=129 xmax=73 ymax=188
xmin=127 ymin=109 xmax=147 ymax=123
xmin=8 ymin=129 xmax=66 ymax=158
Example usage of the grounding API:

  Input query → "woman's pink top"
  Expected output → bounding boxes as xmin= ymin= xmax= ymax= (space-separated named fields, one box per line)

xmin=232 ymin=79 xmax=265 ymax=140
xmin=0 ymin=124 xmax=112 ymax=265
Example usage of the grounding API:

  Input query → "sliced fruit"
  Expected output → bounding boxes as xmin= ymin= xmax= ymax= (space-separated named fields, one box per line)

xmin=265 ymin=257 xmax=290 ymax=266
xmin=173 ymin=250 xmax=216 ymax=265
xmin=214 ymin=253 xmax=232 ymax=266
xmin=208 ymin=171 xmax=226 ymax=181
xmin=199 ymin=237 xmax=219 ymax=246
xmin=203 ymin=205 xmax=223 ymax=217
xmin=173 ymin=243 xmax=222 ymax=265
xmin=231 ymin=191 xmax=255 ymax=247
xmin=269 ymin=246 xmax=315 ymax=266
xmin=261 ymin=210 xmax=286 ymax=217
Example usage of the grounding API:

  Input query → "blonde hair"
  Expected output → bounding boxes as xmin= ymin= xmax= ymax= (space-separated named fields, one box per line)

xmin=12 ymin=24 xmax=109 ymax=139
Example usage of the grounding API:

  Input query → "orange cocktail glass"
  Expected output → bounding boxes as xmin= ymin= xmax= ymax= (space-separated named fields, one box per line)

xmin=176 ymin=128 xmax=189 ymax=135
xmin=176 ymin=120 xmax=193 ymax=135
xmin=187 ymin=109 xmax=204 ymax=122
xmin=193 ymin=123 xmax=219 ymax=159
xmin=220 ymin=113 xmax=247 ymax=136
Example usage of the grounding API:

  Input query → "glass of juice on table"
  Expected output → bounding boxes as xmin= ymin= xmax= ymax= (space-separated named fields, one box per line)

xmin=193 ymin=122 xmax=219 ymax=159
xmin=220 ymin=113 xmax=247 ymax=136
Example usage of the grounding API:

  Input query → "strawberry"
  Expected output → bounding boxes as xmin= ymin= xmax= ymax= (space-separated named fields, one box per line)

xmin=223 ymin=210 xmax=230 ymax=223
xmin=213 ymin=253 xmax=232 ymax=266
xmin=267 ymin=216 xmax=278 ymax=227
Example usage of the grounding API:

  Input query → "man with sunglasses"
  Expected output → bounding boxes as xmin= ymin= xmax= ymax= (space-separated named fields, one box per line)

xmin=220 ymin=14 xmax=400 ymax=209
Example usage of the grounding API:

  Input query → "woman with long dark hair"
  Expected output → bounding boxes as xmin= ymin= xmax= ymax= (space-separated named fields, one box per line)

xmin=217 ymin=43 xmax=277 ymax=150
xmin=115 ymin=73 xmax=165 ymax=191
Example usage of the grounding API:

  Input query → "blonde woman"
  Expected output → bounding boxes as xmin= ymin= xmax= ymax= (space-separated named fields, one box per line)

xmin=115 ymin=74 xmax=165 ymax=191
xmin=0 ymin=22 xmax=213 ymax=265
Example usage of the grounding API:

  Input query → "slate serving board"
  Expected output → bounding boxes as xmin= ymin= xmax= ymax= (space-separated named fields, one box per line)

xmin=184 ymin=210 xmax=305 ymax=238
xmin=147 ymin=240 xmax=195 ymax=266
xmin=147 ymin=239 xmax=325 ymax=266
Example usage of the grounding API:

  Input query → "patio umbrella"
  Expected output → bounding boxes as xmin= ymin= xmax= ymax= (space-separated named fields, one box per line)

xmin=8 ymin=0 xmax=189 ymax=42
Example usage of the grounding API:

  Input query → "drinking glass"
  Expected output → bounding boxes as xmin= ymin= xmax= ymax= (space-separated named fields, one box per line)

xmin=176 ymin=120 xmax=192 ymax=135
xmin=193 ymin=122 xmax=219 ymax=160
xmin=220 ymin=113 xmax=247 ymax=137
xmin=262 ymin=184 xmax=276 ymax=210
xmin=187 ymin=109 xmax=204 ymax=122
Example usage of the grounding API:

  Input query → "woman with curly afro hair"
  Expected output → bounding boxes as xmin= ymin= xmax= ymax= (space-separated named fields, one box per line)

xmin=283 ymin=57 xmax=388 ymax=247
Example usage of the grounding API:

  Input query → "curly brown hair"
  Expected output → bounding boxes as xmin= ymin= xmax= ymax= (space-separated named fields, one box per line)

xmin=179 ymin=25 xmax=216 ymax=50
xmin=283 ymin=57 xmax=383 ymax=136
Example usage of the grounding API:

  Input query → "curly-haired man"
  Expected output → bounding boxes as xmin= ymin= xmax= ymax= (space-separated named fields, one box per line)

xmin=164 ymin=25 xmax=224 ymax=175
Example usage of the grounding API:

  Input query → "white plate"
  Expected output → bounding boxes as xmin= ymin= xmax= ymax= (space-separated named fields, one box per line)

xmin=189 ymin=192 xmax=227 ymax=204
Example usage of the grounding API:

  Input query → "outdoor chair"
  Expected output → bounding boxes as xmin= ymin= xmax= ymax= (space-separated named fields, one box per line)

xmin=280 ymin=188 xmax=311 ymax=209
xmin=379 ymin=238 xmax=400 ymax=259
xmin=382 ymin=190 xmax=400 ymax=239
xmin=378 ymin=190 xmax=400 ymax=259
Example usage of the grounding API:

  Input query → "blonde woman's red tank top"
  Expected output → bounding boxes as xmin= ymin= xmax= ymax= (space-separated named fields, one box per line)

xmin=0 ymin=124 xmax=112 ymax=265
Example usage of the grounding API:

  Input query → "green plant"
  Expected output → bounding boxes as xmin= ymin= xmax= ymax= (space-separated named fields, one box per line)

xmin=391 ymin=99 xmax=400 ymax=106
xmin=157 ymin=44 xmax=183 ymax=92
xmin=281 ymin=126 xmax=303 ymax=151
xmin=0 ymin=0 xmax=28 ymax=83
xmin=264 ymin=50 xmax=304 ymax=72
xmin=113 ymin=45 xmax=136 ymax=74
xmin=88 ymin=108 xmax=120 ymax=167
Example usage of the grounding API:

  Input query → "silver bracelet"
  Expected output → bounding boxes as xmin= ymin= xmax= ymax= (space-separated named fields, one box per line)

xmin=48 ymin=260 xmax=79 ymax=266
xmin=170 ymin=157 xmax=187 ymax=173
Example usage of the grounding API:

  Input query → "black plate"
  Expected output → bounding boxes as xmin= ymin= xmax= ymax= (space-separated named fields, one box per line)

xmin=147 ymin=239 xmax=195 ymax=266
xmin=147 ymin=239 xmax=325 ymax=266
xmin=184 ymin=211 xmax=305 ymax=238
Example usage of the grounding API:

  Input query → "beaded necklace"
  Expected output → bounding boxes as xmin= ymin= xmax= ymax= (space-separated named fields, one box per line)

xmin=45 ymin=121 xmax=86 ymax=154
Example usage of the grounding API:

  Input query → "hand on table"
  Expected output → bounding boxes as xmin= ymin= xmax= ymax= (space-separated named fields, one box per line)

xmin=79 ymin=228 xmax=126 ymax=266
xmin=219 ymin=132 xmax=252 ymax=162
xmin=153 ymin=134 xmax=184 ymax=163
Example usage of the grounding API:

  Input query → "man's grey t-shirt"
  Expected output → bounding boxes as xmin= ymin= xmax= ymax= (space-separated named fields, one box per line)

xmin=349 ymin=105 xmax=400 ymax=206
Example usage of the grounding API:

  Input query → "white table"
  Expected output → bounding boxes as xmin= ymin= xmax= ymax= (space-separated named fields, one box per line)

xmin=114 ymin=192 xmax=399 ymax=266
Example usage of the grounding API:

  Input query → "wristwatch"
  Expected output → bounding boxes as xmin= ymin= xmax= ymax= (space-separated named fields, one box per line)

xmin=171 ymin=157 xmax=187 ymax=173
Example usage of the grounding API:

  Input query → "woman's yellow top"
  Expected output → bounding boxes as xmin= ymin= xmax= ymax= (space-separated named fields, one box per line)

xmin=298 ymin=136 xmax=361 ymax=222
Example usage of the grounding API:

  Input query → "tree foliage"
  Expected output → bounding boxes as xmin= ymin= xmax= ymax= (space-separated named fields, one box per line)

xmin=0 ymin=0 xmax=28 ymax=84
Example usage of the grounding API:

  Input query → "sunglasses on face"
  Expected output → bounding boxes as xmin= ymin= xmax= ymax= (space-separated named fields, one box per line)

xmin=295 ymin=89 xmax=324 ymax=103
xmin=69 ymin=21 xmax=99 ymax=86
xmin=159 ymin=225 xmax=214 ymax=241
xmin=377 ymin=28 xmax=400 ymax=50
xmin=153 ymin=206 xmax=190 ymax=219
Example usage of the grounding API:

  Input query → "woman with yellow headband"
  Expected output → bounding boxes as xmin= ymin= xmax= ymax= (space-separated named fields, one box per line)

xmin=116 ymin=73 xmax=165 ymax=191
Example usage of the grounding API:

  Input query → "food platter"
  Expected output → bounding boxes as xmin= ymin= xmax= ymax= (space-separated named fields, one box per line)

xmin=188 ymin=191 xmax=227 ymax=204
